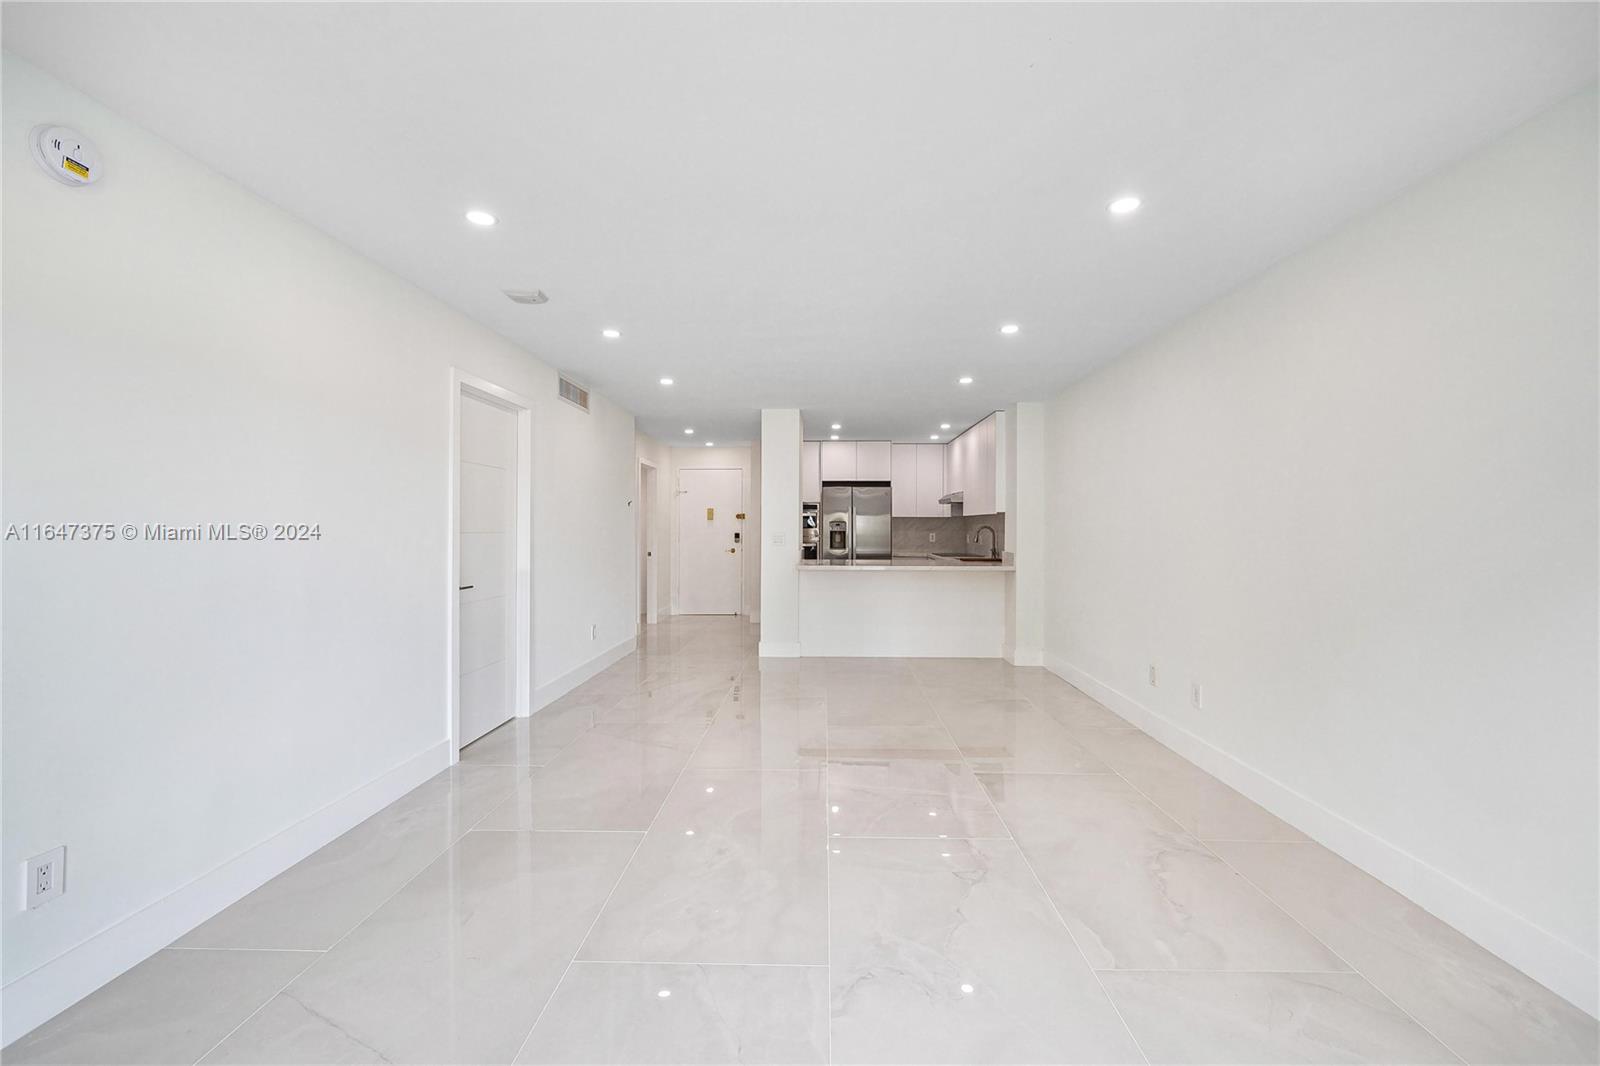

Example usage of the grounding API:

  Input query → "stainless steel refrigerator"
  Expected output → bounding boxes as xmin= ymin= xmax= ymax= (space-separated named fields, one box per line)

xmin=820 ymin=484 xmax=891 ymax=562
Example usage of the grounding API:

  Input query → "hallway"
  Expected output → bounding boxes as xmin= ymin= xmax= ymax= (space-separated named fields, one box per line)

xmin=5 ymin=616 xmax=1593 ymax=1064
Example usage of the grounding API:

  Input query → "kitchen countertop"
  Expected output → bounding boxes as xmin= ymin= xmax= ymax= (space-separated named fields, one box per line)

xmin=797 ymin=554 xmax=1015 ymax=573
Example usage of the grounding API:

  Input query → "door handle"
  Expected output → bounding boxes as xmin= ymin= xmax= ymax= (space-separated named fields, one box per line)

xmin=725 ymin=548 xmax=736 ymax=554
xmin=458 ymin=585 xmax=474 ymax=591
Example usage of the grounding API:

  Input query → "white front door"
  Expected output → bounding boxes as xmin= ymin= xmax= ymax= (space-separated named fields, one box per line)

xmin=457 ymin=391 xmax=517 ymax=747
xmin=676 ymin=467 xmax=742 ymax=615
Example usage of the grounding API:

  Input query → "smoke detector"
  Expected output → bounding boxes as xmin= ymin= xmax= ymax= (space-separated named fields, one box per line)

xmin=31 ymin=125 xmax=101 ymax=186
xmin=503 ymin=289 xmax=549 ymax=305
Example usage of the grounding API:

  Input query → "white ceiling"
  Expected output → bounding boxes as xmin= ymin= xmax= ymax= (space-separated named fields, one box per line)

xmin=5 ymin=3 xmax=1595 ymax=443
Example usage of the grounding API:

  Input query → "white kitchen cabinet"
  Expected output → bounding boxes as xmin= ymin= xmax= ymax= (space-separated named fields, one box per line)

xmin=945 ymin=430 xmax=964 ymax=499
xmin=801 ymin=441 xmax=822 ymax=503
xmin=890 ymin=444 xmax=919 ymax=516
xmin=916 ymin=443 xmax=947 ymax=516
xmin=856 ymin=441 xmax=892 ymax=481
xmin=819 ymin=440 xmax=856 ymax=482
xmin=945 ymin=412 xmax=1005 ymax=515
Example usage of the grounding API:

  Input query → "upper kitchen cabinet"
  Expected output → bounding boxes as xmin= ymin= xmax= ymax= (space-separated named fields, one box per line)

xmin=816 ymin=440 xmax=892 ymax=483
xmin=892 ymin=442 xmax=948 ymax=517
xmin=945 ymin=412 xmax=1007 ymax=515
xmin=916 ymin=443 xmax=947 ymax=517
xmin=891 ymin=445 xmax=919 ymax=516
xmin=801 ymin=440 xmax=822 ymax=503
xmin=856 ymin=441 xmax=892 ymax=481
xmin=819 ymin=440 xmax=857 ymax=481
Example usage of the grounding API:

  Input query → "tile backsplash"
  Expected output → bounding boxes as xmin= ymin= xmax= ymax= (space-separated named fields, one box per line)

xmin=891 ymin=513 xmax=1005 ymax=557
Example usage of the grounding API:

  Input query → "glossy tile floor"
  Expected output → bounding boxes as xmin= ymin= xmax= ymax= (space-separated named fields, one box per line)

xmin=7 ymin=617 xmax=1596 ymax=1064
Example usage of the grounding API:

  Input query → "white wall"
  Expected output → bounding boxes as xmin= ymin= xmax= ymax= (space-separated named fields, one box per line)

xmin=758 ymin=410 xmax=802 ymax=656
xmin=669 ymin=445 xmax=760 ymax=619
xmin=1040 ymin=88 xmax=1597 ymax=1013
xmin=1 ymin=54 xmax=638 ymax=1039
xmin=635 ymin=433 xmax=673 ymax=623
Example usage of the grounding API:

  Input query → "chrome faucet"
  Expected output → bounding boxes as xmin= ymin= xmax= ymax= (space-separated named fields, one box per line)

xmin=972 ymin=525 xmax=998 ymax=559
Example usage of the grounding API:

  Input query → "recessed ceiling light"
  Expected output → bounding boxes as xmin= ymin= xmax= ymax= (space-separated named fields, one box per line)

xmin=705 ymin=441 xmax=714 ymax=447
xmin=960 ymin=983 xmax=975 ymax=995
xmin=958 ymin=376 xmax=974 ymax=385
xmin=999 ymin=323 xmax=1020 ymax=335
xmin=657 ymin=989 xmax=672 ymax=999
xmin=831 ymin=423 xmax=842 ymax=430
xmin=940 ymin=423 xmax=951 ymax=430
xmin=684 ymin=428 xmax=694 ymax=435
xmin=602 ymin=328 xmax=621 ymax=339
xmin=930 ymin=434 xmax=941 ymax=441
xmin=464 ymin=209 xmax=496 ymax=227
xmin=659 ymin=377 xmax=674 ymax=386
xmin=830 ymin=434 xmax=839 ymax=441
xmin=1108 ymin=195 xmax=1142 ymax=216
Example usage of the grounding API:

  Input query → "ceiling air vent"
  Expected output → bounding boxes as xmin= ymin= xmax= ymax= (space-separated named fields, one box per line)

xmin=558 ymin=377 xmax=590 ymax=412
xmin=503 ymin=289 xmax=549 ymax=305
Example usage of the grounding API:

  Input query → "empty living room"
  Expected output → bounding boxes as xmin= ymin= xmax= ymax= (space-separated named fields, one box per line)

xmin=2 ymin=3 xmax=1596 ymax=1064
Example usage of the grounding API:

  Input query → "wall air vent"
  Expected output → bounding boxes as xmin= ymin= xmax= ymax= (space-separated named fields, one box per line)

xmin=558 ymin=377 xmax=590 ymax=412
xmin=503 ymin=289 xmax=549 ymax=305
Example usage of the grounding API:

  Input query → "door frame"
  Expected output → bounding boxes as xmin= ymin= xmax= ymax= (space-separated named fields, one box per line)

xmin=638 ymin=459 xmax=660 ymax=628
xmin=447 ymin=369 xmax=534 ymax=763
xmin=672 ymin=466 xmax=745 ymax=616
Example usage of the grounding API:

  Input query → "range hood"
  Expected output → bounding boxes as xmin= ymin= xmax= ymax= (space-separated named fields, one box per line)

xmin=938 ymin=490 xmax=964 ymax=505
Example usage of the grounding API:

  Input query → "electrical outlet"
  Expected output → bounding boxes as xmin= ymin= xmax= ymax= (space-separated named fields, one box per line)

xmin=1147 ymin=664 xmax=1158 ymax=687
xmin=25 ymin=846 xmax=65 ymax=909
xmin=1190 ymin=681 xmax=1204 ymax=710
xmin=589 ymin=623 xmax=598 ymax=640
xmin=928 ymin=532 xmax=936 ymax=543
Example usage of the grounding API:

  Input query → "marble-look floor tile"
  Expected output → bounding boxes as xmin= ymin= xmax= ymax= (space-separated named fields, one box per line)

xmin=204 ymin=831 xmax=640 ymax=1065
xmin=978 ymin=773 xmax=1345 ymax=972
xmin=1214 ymin=841 xmax=1599 ymax=1065
xmin=474 ymin=725 xmax=702 ymax=831
xmin=1100 ymin=970 xmax=1458 ymax=1064
xmin=578 ymin=770 xmax=828 ymax=965
xmin=1023 ymin=684 xmax=1132 ymax=731
xmin=826 ymin=684 xmax=942 ymax=730
xmin=829 ymin=838 xmax=1142 ymax=1064
xmin=938 ymin=698 xmax=1111 ymax=773
xmin=688 ymin=695 xmax=827 ymax=769
xmin=460 ymin=700 xmax=606 ymax=766
xmin=178 ymin=763 xmax=525 ymax=950
xmin=601 ymin=674 xmax=734 ymax=726
xmin=4 ymin=948 xmax=314 ymax=1065
xmin=515 ymin=962 xmax=828 ymax=1064
xmin=1071 ymin=728 xmax=1307 ymax=842
xmin=826 ymin=722 xmax=963 ymax=762
xmin=828 ymin=755 xmax=1009 ymax=839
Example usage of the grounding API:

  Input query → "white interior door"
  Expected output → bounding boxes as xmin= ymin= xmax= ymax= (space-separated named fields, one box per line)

xmin=457 ymin=391 xmax=517 ymax=747
xmin=676 ymin=468 xmax=742 ymax=615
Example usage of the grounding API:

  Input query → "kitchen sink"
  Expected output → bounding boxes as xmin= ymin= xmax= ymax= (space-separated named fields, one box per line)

xmin=929 ymin=553 xmax=1004 ymax=564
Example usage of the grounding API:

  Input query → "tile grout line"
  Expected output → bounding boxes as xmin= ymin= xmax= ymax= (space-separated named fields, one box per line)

xmin=1196 ymin=840 xmax=1471 ymax=1066
xmin=917 ymin=673 xmax=1153 ymax=1066
xmin=507 ymin=663 xmax=736 ymax=1065
xmin=824 ymin=673 xmax=834 ymax=1066
xmin=188 ymin=764 xmax=530 ymax=1064
xmin=1083 ymin=741 xmax=1471 ymax=1066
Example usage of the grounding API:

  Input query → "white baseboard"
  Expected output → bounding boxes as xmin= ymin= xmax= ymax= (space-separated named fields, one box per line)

xmin=532 ymin=635 xmax=637 ymax=712
xmin=1044 ymin=654 xmax=1598 ymax=1019
xmin=758 ymin=640 xmax=801 ymax=658
xmin=1005 ymin=645 xmax=1043 ymax=667
xmin=0 ymin=740 xmax=451 ymax=1046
